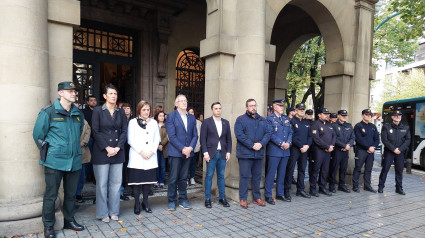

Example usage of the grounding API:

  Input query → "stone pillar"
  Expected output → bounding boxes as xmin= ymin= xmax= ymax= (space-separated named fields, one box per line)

xmin=0 ymin=0 xmax=49 ymax=236
xmin=201 ymin=0 xmax=268 ymax=201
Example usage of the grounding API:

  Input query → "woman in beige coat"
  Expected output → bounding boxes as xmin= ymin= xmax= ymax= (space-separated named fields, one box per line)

xmin=76 ymin=119 xmax=91 ymax=202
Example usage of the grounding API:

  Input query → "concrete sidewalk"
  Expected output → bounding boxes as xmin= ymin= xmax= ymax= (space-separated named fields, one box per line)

xmin=15 ymin=165 xmax=425 ymax=238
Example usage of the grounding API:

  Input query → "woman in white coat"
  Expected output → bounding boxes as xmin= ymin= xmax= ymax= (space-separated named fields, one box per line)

xmin=127 ymin=100 xmax=160 ymax=214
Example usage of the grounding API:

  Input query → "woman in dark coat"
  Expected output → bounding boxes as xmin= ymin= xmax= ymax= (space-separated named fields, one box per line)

xmin=91 ymin=84 xmax=128 ymax=223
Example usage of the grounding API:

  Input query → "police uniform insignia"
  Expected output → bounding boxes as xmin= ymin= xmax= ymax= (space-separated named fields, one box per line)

xmin=320 ymin=127 xmax=323 ymax=131
xmin=295 ymin=124 xmax=298 ymax=128
xmin=338 ymin=127 xmax=341 ymax=131
xmin=77 ymin=116 xmax=80 ymax=121
xmin=362 ymin=128 xmax=365 ymax=133
xmin=275 ymin=126 xmax=278 ymax=132
xmin=389 ymin=129 xmax=393 ymax=133
xmin=275 ymin=121 xmax=278 ymax=124
xmin=285 ymin=120 xmax=289 ymax=123
xmin=312 ymin=130 xmax=317 ymax=134
xmin=401 ymin=130 xmax=406 ymax=132
xmin=70 ymin=82 xmax=75 ymax=87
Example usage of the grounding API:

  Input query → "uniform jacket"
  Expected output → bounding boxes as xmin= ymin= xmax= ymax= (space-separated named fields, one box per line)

xmin=266 ymin=113 xmax=293 ymax=157
xmin=381 ymin=122 xmax=411 ymax=153
xmin=311 ymin=119 xmax=336 ymax=150
xmin=33 ymin=98 xmax=84 ymax=171
xmin=332 ymin=120 xmax=355 ymax=149
xmin=290 ymin=116 xmax=312 ymax=149
xmin=159 ymin=124 xmax=169 ymax=157
xmin=91 ymin=104 xmax=128 ymax=164
xmin=165 ymin=109 xmax=198 ymax=158
xmin=81 ymin=120 xmax=91 ymax=164
xmin=200 ymin=116 xmax=232 ymax=159
xmin=354 ymin=121 xmax=380 ymax=150
xmin=234 ymin=112 xmax=271 ymax=159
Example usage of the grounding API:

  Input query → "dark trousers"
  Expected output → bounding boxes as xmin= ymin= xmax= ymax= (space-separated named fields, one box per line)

xmin=167 ymin=156 xmax=191 ymax=203
xmin=286 ymin=147 xmax=309 ymax=193
xmin=329 ymin=149 xmax=349 ymax=189
xmin=238 ymin=158 xmax=262 ymax=200
xmin=265 ymin=156 xmax=288 ymax=198
xmin=309 ymin=148 xmax=331 ymax=191
xmin=352 ymin=149 xmax=374 ymax=188
xmin=378 ymin=149 xmax=404 ymax=189
xmin=156 ymin=150 xmax=166 ymax=184
xmin=43 ymin=167 xmax=81 ymax=227
xmin=284 ymin=148 xmax=298 ymax=195
xmin=189 ymin=152 xmax=200 ymax=179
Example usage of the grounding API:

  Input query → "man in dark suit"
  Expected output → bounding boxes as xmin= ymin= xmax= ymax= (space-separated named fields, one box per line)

xmin=201 ymin=102 xmax=232 ymax=208
xmin=165 ymin=95 xmax=198 ymax=211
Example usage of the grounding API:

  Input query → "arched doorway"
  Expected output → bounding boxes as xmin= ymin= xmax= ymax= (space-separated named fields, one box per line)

xmin=175 ymin=49 xmax=205 ymax=115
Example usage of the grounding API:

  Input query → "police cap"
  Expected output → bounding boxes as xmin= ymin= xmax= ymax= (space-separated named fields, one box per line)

xmin=305 ymin=109 xmax=314 ymax=115
xmin=295 ymin=103 xmax=306 ymax=110
xmin=286 ymin=107 xmax=295 ymax=115
xmin=392 ymin=110 xmax=402 ymax=116
xmin=330 ymin=113 xmax=337 ymax=118
xmin=338 ymin=109 xmax=348 ymax=116
xmin=361 ymin=109 xmax=372 ymax=115
xmin=318 ymin=108 xmax=330 ymax=114
xmin=58 ymin=81 xmax=77 ymax=91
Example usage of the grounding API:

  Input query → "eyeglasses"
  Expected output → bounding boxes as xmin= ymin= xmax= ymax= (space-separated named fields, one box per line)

xmin=247 ymin=104 xmax=257 ymax=108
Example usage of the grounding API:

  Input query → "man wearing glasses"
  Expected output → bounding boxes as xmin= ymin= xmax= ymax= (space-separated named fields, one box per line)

xmin=352 ymin=109 xmax=380 ymax=193
xmin=329 ymin=110 xmax=354 ymax=193
xmin=378 ymin=110 xmax=410 ymax=195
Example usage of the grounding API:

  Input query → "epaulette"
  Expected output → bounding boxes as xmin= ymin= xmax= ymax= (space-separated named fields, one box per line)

xmin=42 ymin=104 xmax=53 ymax=111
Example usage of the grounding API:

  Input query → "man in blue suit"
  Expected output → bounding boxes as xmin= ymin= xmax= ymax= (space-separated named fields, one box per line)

xmin=264 ymin=99 xmax=292 ymax=205
xmin=165 ymin=95 xmax=198 ymax=211
xmin=234 ymin=99 xmax=271 ymax=209
xmin=201 ymin=102 xmax=232 ymax=208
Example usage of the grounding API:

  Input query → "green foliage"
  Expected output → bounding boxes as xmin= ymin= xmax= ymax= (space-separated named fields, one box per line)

xmin=285 ymin=36 xmax=325 ymax=109
xmin=390 ymin=0 xmax=425 ymax=40
xmin=371 ymin=68 xmax=425 ymax=112
xmin=373 ymin=0 xmax=418 ymax=67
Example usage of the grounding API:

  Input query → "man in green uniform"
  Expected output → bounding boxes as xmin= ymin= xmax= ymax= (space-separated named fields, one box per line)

xmin=33 ymin=82 xmax=85 ymax=238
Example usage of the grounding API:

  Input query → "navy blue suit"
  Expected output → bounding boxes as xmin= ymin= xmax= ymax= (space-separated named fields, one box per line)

xmin=265 ymin=113 xmax=292 ymax=198
xmin=234 ymin=112 xmax=271 ymax=200
xmin=286 ymin=116 xmax=312 ymax=194
xmin=165 ymin=109 xmax=198 ymax=203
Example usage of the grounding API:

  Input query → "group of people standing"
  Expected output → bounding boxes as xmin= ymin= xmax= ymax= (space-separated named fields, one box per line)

xmin=33 ymin=81 xmax=411 ymax=238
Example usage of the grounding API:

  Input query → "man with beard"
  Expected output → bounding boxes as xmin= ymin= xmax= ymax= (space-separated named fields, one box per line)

xmin=378 ymin=110 xmax=410 ymax=195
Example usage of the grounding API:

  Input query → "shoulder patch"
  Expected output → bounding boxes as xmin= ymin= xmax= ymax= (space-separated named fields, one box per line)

xmin=312 ymin=130 xmax=317 ymax=134
xmin=42 ymin=104 xmax=53 ymax=111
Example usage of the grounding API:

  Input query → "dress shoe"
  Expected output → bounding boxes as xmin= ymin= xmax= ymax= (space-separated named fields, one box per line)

xmin=275 ymin=196 xmax=291 ymax=202
xmin=205 ymin=199 xmax=212 ymax=208
xmin=396 ymin=188 xmax=406 ymax=195
xmin=364 ymin=186 xmax=377 ymax=193
xmin=309 ymin=190 xmax=319 ymax=197
xmin=63 ymin=219 xmax=84 ymax=231
xmin=338 ymin=186 xmax=351 ymax=193
xmin=44 ymin=226 xmax=55 ymax=238
xmin=253 ymin=198 xmax=266 ymax=207
xmin=142 ymin=203 xmax=152 ymax=213
xmin=296 ymin=190 xmax=311 ymax=198
xmin=134 ymin=204 xmax=141 ymax=215
xmin=329 ymin=187 xmax=336 ymax=193
xmin=319 ymin=188 xmax=332 ymax=196
xmin=219 ymin=198 xmax=230 ymax=207
xmin=265 ymin=197 xmax=275 ymax=205
xmin=352 ymin=186 xmax=360 ymax=193
xmin=284 ymin=193 xmax=292 ymax=200
xmin=239 ymin=200 xmax=248 ymax=209
xmin=120 ymin=195 xmax=130 ymax=201
xmin=76 ymin=195 xmax=84 ymax=203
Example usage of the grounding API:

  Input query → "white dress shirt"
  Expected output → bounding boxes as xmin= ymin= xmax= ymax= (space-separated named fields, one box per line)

xmin=214 ymin=117 xmax=222 ymax=150
xmin=179 ymin=111 xmax=188 ymax=131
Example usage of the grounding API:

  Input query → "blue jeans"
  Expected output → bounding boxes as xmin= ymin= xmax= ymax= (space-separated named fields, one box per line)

xmin=93 ymin=163 xmax=123 ymax=219
xmin=75 ymin=163 xmax=87 ymax=196
xmin=167 ymin=156 xmax=191 ymax=203
xmin=189 ymin=152 xmax=199 ymax=179
xmin=238 ymin=158 xmax=262 ymax=200
xmin=204 ymin=152 xmax=226 ymax=199
xmin=156 ymin=150 xmax=166 ymax=184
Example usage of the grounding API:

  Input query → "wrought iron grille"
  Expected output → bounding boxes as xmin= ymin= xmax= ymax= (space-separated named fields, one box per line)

xmin=73 ymin=27 xmax=133 ymax=57
xmin=73 ymin=63 xmax=94 ymax=104
xmin=176 ymin=50 xmax=205 ymax=115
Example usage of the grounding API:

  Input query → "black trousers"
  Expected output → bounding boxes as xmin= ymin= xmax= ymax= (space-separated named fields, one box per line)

xmin=285 ymin=147 xmax=309 ymax=194
xmin=378 ymin=149 xmax=404 ymax=190
xmin=309 ymin=147 xmax=331 ymax=191
xmin=43 ymin=167 xmax=81 ymax=227
xmin=352 ymin=149 xmax=374 ymax=188
xmin=329 ymin=149 xmax=349 ymax=188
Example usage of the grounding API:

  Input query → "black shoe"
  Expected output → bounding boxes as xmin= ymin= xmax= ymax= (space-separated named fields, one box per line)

xmin=134 ymin=204 xmax=141 ymax=215
xmin=76 ymin=195 xmax=84 ymax=203
xmin=142 ymin=203 xmax=152 ymax=213
xmin=275 ymin=196 xmax=291 ymax=202
xmin=205 ymin=199 xmax=212 ymax=208
xmin=284 ymin=193 xmax=292 ymax=201
xmin=93 ymin=198 xmax=96 ymax=204
xmin=378 ymin=187 xmax=383 ymax=193
xmin=219 ymin=198 xmax=230 ymax=207
xmin=319 ymin=188 xmax=332 ymax=196
xmin=296 ymin=190 xmax=311 ymax=198
xmin=309 ymin=190 xmax=319 ymax=197
xmin=120 ymin=195 xmax=130 ymax=201
xmin=329 ymin=187 xmax=336 ymax=193
xmin=364 ymin=186 xmax=377 ymax=193
xmin=44 ymin=226 xmax=56 ymax=238
xmin=396 ymin=188 xmax=406 ymax=195
xmin=265 ymin=197 xmax=275 ymax=205
xmin=338 ymin=186 xmax=351 ymax=193
xmin=352 ymin=187 xmax=360 ymax=193
xmin=63 ymin=219 xmax=84 ymax=231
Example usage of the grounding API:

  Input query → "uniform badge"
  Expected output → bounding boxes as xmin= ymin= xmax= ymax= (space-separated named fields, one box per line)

xmin=285 ymin=120 xmax=289 ymax=123
xmin=320 ymin=127 xmax=323 ymax=131
xmin=275 ymin=126 xmax=278 ymax=132
xmin=295 ymin=124 xmax=298 ymax=128
xmin=389 ymin=129 xmax=393 ymax=133
xmin=77 ymin=116 xmax=80 ymax=121
xmin=312 ymin=130 xmax=317 ymax=134
xmin=362 ymin=128 xmax=365 ymax=133
xmin=338 ymin=127 xmax=341 ymax=131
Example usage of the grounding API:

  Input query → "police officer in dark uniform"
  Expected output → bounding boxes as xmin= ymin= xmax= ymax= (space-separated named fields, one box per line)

xmin=329 ymin=110 xmax=354 ymax=193
xmin=378 ymin=110 xmax=411 ymax=195
xmin=309 ymin=108 xmax=336 ymax=197
xmin=285 ymin=103 xmax=312 ymax=199
xmin=329 ymin=113 xmax=338 ymax=124
xmin=352 ymin=109 xmax=380 ymax=193
xmin=305 ymin=109 xmax=314 ymax=179
xmin=265 ymin=99 xmax=293 ymax=204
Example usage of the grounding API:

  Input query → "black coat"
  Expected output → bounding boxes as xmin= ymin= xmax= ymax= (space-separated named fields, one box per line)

xmin=91 ymin=105 xmax=128 ymax=164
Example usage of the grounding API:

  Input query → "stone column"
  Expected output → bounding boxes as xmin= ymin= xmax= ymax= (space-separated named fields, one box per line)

xmin=201 ymin=0 xmax=267 ymax=201
xmin=0 ymin=0 xmax=49 ymax=236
